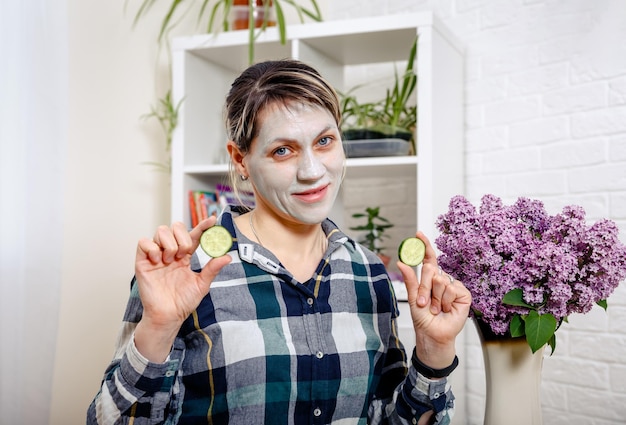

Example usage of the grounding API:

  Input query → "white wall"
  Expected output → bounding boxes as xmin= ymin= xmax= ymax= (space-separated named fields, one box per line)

xmin=49 ymin=1 xmax=172 ymax=423
xmin=330 ymin=1 xmax=626 ymax=424
xmin=49 ymin=1 xmax=626 ymax=424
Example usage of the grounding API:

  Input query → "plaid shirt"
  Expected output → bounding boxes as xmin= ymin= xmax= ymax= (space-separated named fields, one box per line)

xmin=87 ymin=207 xmax=455 ymax=425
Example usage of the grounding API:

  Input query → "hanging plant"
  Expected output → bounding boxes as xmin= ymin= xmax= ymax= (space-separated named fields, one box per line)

xmin=128 ymin=0 xmax=322 ymax=64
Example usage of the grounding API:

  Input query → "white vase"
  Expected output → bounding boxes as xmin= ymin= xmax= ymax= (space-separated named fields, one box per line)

xmin=476 ymin=321 xmax=545 ymax=425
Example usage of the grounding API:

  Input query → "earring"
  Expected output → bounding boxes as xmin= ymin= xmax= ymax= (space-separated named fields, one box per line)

xmin=240 ymin=175 xmax=248 ymax=181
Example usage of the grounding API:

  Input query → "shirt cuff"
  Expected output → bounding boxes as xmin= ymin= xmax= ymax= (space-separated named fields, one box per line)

xmin=117 ymin=333 xmax=180 ymax=393
xmin=407 ymin=359 xmax=454 ymax=415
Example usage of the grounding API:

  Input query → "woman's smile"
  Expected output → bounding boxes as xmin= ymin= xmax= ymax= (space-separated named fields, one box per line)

xmin=292 ymin=183 xmax=330 ymax=203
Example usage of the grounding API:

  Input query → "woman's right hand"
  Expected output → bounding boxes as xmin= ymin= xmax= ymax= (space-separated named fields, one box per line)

xmin=133 ymin=216 xmax=232 ymax=362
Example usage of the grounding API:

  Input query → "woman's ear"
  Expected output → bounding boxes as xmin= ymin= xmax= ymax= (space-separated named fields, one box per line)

xmin=227 ymin=141 xmax=247 ymax=179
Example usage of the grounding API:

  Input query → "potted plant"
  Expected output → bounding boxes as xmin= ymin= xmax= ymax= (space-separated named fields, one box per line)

xmin=129 ymin=0 xmax=322 ymax=64
xmin=350 ymin=206 xmax=395 ymax=267
xmin=375 ymin=38 xmax=417 ymax=141
xmin=339 ymin=88 xmax=383 ymax=141
xmin=341 ymin=37 xmax=417 ymax=156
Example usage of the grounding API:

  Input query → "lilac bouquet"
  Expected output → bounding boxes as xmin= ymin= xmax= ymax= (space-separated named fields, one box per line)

xmin=435 ymin=194 xmax=626 ymax=353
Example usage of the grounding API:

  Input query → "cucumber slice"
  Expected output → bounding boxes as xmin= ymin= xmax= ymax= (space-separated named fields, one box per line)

xmin=398 ymin=237 xmax=426 ymax=266
xmin=200 ymin=225 xmax=233 ymax=258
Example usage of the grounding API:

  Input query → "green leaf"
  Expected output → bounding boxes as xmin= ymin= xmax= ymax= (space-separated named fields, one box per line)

xmin=130 ymin=0 xmax=158 ymax=28
xmin=509 ymin=314 xmax=525 ymax=337
xmin=247 ymin=2 xmax=255 ymax=64
xmin=280 ymin=0 xmax=322 ymax=22
xmin=207 ymin=1 xmax=227 ymax=32
xmin=597 ymin=299 xmax=608 ymax=311
xmin=502 ymin=288 xmax=533 ymax=309
xmin=524 ymin=311 xmax=557 ymax=353
xmin=198 ymin=0 xmax=212 ymax=27
xmin=157 ymin=0 xmax=184 ymax=41
xmin=274 ymin=1 xmax=287 ymax=45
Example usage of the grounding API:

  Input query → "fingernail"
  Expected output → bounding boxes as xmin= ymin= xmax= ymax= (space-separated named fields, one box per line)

xmin=431 ymin=306 xmax=439 ymax=314
xmin=418 ymin=296 xmax=426 ymax=306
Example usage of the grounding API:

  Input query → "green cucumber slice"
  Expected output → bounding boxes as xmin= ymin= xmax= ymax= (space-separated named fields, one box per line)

xmin=398 ymin=237 xmax=426 ymax=266
xmin=200 ymin=225 xmax=233 ymax=258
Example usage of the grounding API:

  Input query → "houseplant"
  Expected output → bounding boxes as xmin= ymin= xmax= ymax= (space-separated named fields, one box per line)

xmin=340 ymin=37 xmax=417 ymax=157
xmin=350 ymin=206 xmax=394 ymax=266
xmin=370 ymin=36 xmax=417 ymax=141
xmin=141 ymin=90 xmax=183 ymax=172
xmin=129 ymin=0 xmax=322 ymax=64
xmin=434 ymin=194 xmax=626 ymax=425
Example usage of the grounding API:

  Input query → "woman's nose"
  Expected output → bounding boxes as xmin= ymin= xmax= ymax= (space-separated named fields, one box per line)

xmin=297 ymin=150 xmax=325 ymax=181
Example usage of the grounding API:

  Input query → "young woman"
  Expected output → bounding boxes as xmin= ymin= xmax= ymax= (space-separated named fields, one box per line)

xmin=87 ymin=60 xmax=471 ymax=425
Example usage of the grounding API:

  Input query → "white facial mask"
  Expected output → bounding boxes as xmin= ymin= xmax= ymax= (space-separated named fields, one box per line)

xmin=244 ymin=102 xmax=345 ymax=225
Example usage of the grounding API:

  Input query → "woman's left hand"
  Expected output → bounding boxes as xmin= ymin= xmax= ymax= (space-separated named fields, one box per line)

xmin=397 ymin=231 xmax=472 ymax=369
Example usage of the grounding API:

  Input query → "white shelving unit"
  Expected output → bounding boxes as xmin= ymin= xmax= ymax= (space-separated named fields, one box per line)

xmin=170 ymin=12 xmax=464 ymax=241
xmin=170 ymin=12 xmax=466 ymax=418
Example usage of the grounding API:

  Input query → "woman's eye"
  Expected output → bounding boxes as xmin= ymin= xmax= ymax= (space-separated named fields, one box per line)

xmin=273 ymin=146 xmax=290 ymax=157
xmin=318 ymin=136 xmax=332 ymax=147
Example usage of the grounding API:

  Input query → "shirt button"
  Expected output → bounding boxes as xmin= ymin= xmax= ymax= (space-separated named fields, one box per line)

xmin=316 ymin=351 xmax=324 ymax=359
xmin=307 ymin=298 xmax=314 ymax=306
xmin=165 ymin=370 xmax=175 ymax=377
xmin=433 ymin=392 xmax=440 ymax=399
xmin=313 ymin=408 xmax=322 ymax=417
xmin=412 ymin=418 xmax=417 ymax=425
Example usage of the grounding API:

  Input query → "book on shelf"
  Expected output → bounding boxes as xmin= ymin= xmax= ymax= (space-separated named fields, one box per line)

xmin=188 ymin=190 xmax=220 ymax=227
xmin=188 ymin=185 xmax=256 ymax=227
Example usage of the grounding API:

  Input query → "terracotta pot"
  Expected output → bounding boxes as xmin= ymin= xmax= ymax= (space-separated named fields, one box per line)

xmin=231 ymin=0 xmax=275 ymax=30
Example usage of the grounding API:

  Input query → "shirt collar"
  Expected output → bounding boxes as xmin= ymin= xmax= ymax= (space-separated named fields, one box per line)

xmin=218 ymin=205 xmax=356 ymax=265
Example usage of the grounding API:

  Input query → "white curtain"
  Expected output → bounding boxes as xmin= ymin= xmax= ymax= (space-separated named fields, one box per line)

xmin=0 ymin=1 xmax=67 ymax=423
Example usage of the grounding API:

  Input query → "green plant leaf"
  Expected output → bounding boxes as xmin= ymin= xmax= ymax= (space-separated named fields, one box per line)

xmin=198 ymin=0 xmax=212 ymax=27
xmin=158 ymin=0 xmax=184 ymax=41
xmin=338 ymin=38 xmax=416 ymax=135
xmin=524 ymin=310 xmax=557 ymax=353
xmin=291 ymin=0 xmax=322 ymax=21
xmin=502 ymin=288 xmax=534 ymax=309
xmin=350 ymin=206 xmax=394 ymax=254
xmin=274 ymin=0 xmax=287 ymax=45
xmin=207 ymin=1 xmax=228 ymax=32
xmin=132 ymin=0 xmax=323 ymax=64
xmin=142 ymin=90 xmax=184 ymax=153
xmin=509 ymin=314 xmax=525 ymax=337
xmin=597 ymin=299 xmax=608 ymax=310
xmin=130 ymin=0 xmax=158 ymax=28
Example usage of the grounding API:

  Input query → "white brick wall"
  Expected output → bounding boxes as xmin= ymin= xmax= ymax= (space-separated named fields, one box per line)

xmin=328 ymin=1 xmax=626 ymax=423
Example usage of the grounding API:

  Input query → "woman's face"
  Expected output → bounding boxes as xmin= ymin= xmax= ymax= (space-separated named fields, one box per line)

xmin=243 ymin=102 xmax=345 ymax=225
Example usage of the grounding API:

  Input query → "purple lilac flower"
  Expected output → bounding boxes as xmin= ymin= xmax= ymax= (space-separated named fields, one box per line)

xmin=435 ymin=194 xmax=626 ymax=336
